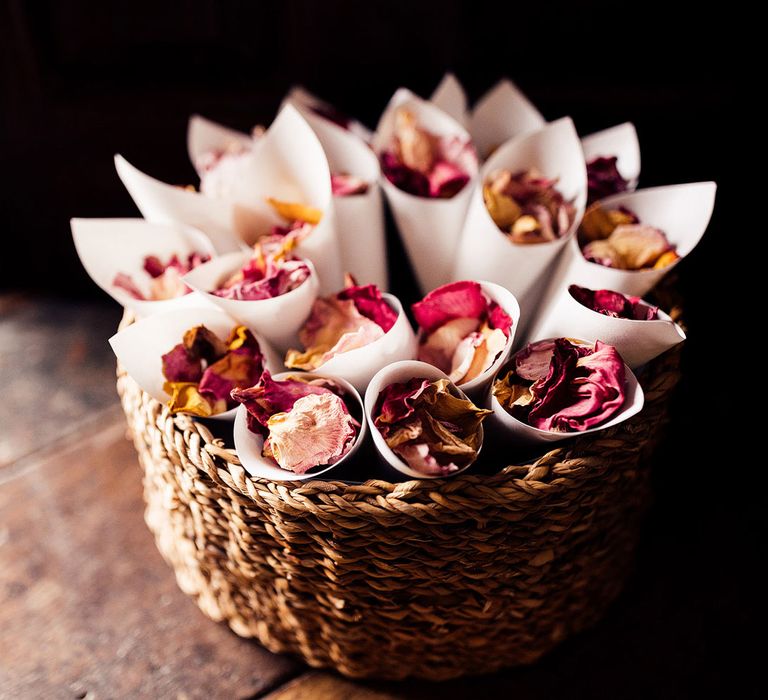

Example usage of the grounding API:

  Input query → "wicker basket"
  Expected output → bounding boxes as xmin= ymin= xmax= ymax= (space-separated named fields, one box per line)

xmin=116 ymin=319 xmax=682 ymax=681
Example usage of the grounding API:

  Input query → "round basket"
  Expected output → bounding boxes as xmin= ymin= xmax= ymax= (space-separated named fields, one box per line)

xmin=116 ymin=317 xmax=682 ymax=681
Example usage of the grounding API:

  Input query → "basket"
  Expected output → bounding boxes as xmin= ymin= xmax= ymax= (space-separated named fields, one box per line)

xmin=116 ymin=315 xmax=682 ymax=681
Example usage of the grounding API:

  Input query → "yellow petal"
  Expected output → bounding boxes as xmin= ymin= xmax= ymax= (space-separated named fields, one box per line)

xmin=267 ymin=198 xmax=323 ymax=225
xmin=163 ymin=381 xmax=216 ymax=417
xmin=653 ymin=249 xmax=680 ymax=269
xmin=483 ymin=185 xmax=521 ymax=230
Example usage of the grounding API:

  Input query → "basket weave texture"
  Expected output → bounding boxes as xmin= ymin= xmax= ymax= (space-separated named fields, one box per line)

xmin=117 ymin=322 xmax=682 ymax=681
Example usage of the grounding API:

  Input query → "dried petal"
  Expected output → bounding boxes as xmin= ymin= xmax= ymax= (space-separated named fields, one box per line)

xmin=608 ymin=224 xmax=671 ymax=269
xmin=337 ymin=282 xmax=398 ymax=332
xmin=419 ymin=318 xmax=480 ymax=375
xmin=331 ymin=173 xmax=369 ymax=196
xmin=380 ymin=108 xmax=474 ymax=199
xmin=586 ymin=156 xmax=629 ymax=205
xmin=412 ymin=281 xmax=488 ymax=336
xmin=183 ymin=325 xmax=229 ymax=363
xmin=484 ymin=169 xmax=575 ymax=243
xmin=163 ymin=381 xmax=220 ymax=417
xmin=263 ymin=392 xmax=357 ymax=473
xmin=569 ymin=285 xmax=659 ymax=320
xmin=495 ymin=338 xmax=626 ymax=432
xmin=161 ymin=343 xmax=203 ymax=383
xmin=374 ymin=378 xmax=490 ymax=476
xmin=266 ymin=198 xmax=323 ymax=225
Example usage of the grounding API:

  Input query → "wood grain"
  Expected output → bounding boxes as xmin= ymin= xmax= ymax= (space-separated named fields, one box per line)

xmin=0 ymin=414 xmax=300 ymax=699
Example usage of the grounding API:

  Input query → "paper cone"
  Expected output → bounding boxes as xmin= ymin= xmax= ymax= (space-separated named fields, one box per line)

xmin=364 ymin=360 xmax=486 ymax=480
xmin=545 ymin=182 xmax=717 ymax=300
xmin=373 ymin=88 xmax=479 ymax=293
xmin=452 ymin=118 xmax=588 ymax=315
xmin=300 ymin=293 xmax=417 ymax=393
xmin=524 ymin=286 xmax=686 ymax=368
xmin=117 ymin=106 xmax=344 ymax=291
xmin=281 ymin=103 xmax=388 ymax=289
xmin=487 ymin=344 xmax=644 ymax=445
xmin=581 ymin=122 xmax=641 ymax=190
xmin=233 ymin=371 xmax=367 ymax=481
xmin=430 ymin=72 xmax=469 ymax=126
xmin=114 ymin=154 xmax=246 ymax=254
xmin=285 ymin=85 xmax=373 ymax=143
xmin=71 ymin=217 xmax=218 ymax=317
xmin=187 ymin=113 xmax=256 ymax=176
xmin=183 ymin=251 xmax=319 ymax=353
xmin=109 ymin=307 xmax=282 ymax=421
xmin=469 ymin=79 xmax=546 ymax=159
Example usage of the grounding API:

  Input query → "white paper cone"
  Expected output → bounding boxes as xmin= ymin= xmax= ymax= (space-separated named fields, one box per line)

xmin=115 ymin=154 xmax=247 ymax=254
xmin=183 ymin=251 xmax=319 ymax=353
xmin=469 ymin=79 xmax=546 ymax=159
xmin=452 ymin=118 xmax=588 ymax=314
xmin=364 ymin=360 xmax=486 ymax=480
xmin=285 ymin=85 xmax=373 ymax=143
xmin=108 ymin=307 xmax=282 ymax=421
xmin=430 ymin=73 xmax=469 ymax=126
xmin=544 ymin=182 xmax=717 ymax=300
xmin=71 ymin=217 xmax=218 ymax=317
xmin=281 ymin=104 xmax=387 ymax=289
xmin=373 ymin=88 xmax=479 ymax=294
xmin=187 ymin=114 xmax=256 ymax=175
xmin=233 ymin=371 xmax=367 ymax=481
xmin=117 ymin=106 xmax=344 ymax=291
xmin=302 ymin=293 xmax=417 ymax=393
xmin=487 ymin=345 xmax=644 ymax=445
xmin=524 ymin=287 xmax=685 ymax=368
xmin=581 ymin=122 xmax=641 ymax=190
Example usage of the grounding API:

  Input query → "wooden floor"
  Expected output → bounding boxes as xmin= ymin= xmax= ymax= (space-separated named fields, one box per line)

xmin=0 ymin=296 xmax=756 ymax=699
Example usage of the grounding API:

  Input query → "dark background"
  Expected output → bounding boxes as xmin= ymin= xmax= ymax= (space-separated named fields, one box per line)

xmin=0 ymin=1 xmax=757 ymax=696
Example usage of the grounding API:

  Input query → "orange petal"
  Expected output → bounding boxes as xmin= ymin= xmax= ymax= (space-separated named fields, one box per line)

xmin=163 ymin=381 xmax=217 ymax=417
xmin=266 ymin=198 xmax=323 ymax=225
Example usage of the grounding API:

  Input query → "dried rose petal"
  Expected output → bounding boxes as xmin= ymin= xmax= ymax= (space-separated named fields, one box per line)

xmin=331 ymin=173 xmax=369 ymax=196
xmin=113 ymin=252 xmax=209 ymax=301
xmin=266 ymin=198 xmax=323 ymax=226
xmin=337 ymin=280 xmax=398 ymax=332
xmin=494 ymin=338 xmax=626 ymax=432
xmin=161 ymin=343 xmax=203 ymax=383
xmin=379 ymin=108 xmax=474 ymax=199
xmin=374 ymin=378 xmax=490 ymax=476
xmin=231 ymin=372 xmax=345 ymax=436
xmin=262 ymin=392 xmax=358 ymax=473
xmin=484 ymin=169 xmax=576 ymax=244
xmin=414 ymin=281 xmax=513 ymax=384
xmin=609 ymin=224 xmax=671 ymax=269
xmin=161 ymin=325 xmax=264 ymax=416
xmin=569 ymin=285 xmax=659 ymax=320
xmin=586 ymin=156 xmax=629 ymax=205
xmin=213 ymin=237 xmax=311 ymax=301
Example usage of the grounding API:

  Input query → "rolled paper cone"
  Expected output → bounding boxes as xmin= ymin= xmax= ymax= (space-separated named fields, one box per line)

xmin=524 ymin=286 xmax=686 ymax=368
xmin=117 ymin=105 xmax=344 ymax=291
xmin=304 ymin=293 xmax=417 ymax=394
xmin=187 ymin=114 xmax=256 ymax=176
xmin=487 ymin=347 xmax=645 ymax=446
xmin=281 ymin=103 xmax=387 ymax=289
xmin=183 ymin=252 xmax=319 ymax=353
xmin=469 ymin=79 xmax=546 ymax=160
xmin=373 ymin=88 xmax=479 ymax=294
xmin=581 ymin=122 xmax=641 ymax=190
xmin=541 ymin=182 xmax=718 ymax=303
xmin=364 ymin=360 xmax=486 ymax=481
xmin=233 ymin=371 xmax=367 ymax=482
xmin=285 ymin=85 xmax=373 ymax=143
xmin=71 ymin=217 xmax=218 ymax=317
xmin=414 ymin=281 xmax=521 ymax=405
xmin=114 ymin=154 xmax=247 ymax=254
xmin=452 ymin=117 xmax=588 ymax=319
xmin=430 ymin=72 xmax=469 ymax=126
xmin=108 ymin=307 xmax=282 ymax=422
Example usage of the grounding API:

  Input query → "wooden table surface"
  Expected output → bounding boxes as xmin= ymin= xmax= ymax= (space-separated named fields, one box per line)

xmin=0 ymin=296 xmax=757 ymax=699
